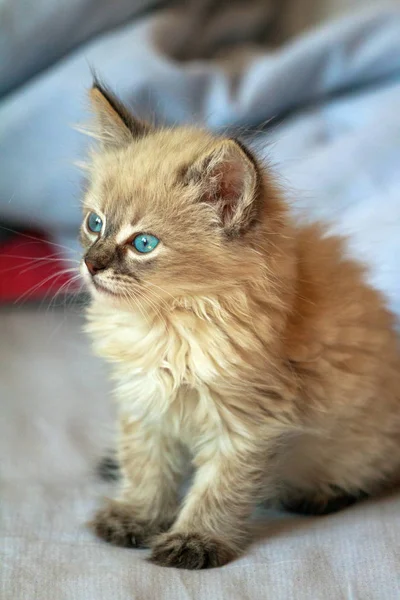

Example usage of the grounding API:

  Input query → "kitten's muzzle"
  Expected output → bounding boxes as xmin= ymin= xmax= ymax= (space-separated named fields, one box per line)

xmin=84 ymin=244 xmax=114 ymax=276
xmin=84 ymin=257 xmax=105 ymax=276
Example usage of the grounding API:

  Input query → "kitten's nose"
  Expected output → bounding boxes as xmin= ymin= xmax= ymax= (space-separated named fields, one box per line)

xmin=85 ymin=258 xmax=104 ymax=276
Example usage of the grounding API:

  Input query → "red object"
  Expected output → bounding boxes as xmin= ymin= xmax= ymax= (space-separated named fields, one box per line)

xmin=0 ymin=231 xmax=79 ymax=303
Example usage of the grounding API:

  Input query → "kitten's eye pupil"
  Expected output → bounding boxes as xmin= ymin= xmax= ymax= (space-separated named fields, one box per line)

xmin=133 ymin=234 xmax=159 ymax=254
xmin=87 ymin=212 xmax=103 ymax=233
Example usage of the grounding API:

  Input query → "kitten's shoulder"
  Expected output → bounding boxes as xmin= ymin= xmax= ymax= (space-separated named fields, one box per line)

xmin=286 ymin=221 xmax=397 ymax=359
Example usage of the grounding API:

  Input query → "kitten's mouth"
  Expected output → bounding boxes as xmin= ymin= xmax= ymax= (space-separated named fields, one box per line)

xmin=92 ymin=279 xmax=120 ymax=297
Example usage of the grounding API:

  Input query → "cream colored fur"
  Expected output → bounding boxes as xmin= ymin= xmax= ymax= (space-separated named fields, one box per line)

xmin=81 ymin=83 xmax=400 ymax=569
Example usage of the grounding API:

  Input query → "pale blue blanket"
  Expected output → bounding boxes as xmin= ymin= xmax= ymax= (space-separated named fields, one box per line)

xmin=1 ymin=2 xmax=400 ymax=314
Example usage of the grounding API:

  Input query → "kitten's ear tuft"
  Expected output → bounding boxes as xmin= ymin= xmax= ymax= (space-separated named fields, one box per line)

xmin=183 ymin=139 xmax=261 ymax=235
xmin=89 ymin=79 xmax=151 ymax=149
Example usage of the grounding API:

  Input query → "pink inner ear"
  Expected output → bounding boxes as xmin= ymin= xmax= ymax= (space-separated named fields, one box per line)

xmin=206 ymin=158 xmax=245 ymax=211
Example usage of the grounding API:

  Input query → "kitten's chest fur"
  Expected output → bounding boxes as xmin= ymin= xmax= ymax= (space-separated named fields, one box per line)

xmin=86 ymin=300 xmax=241 ymax=431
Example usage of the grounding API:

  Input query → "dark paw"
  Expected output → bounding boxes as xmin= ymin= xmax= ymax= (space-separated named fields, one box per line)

xmin=149 ymin=532 xmax=234 ymax=569
xmin=96 ymin=453 xmax=120 ymax=482
xmin=90 ymin=500 xmax=167 ymax=548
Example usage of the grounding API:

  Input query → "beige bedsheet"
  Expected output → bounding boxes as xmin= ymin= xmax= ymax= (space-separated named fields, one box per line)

xmin=0 ymin=308 xmax=399 ymax=599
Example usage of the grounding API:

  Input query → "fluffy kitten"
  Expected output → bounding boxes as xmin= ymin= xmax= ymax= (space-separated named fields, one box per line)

xmin=81 ymin=82 xmax=400 ymax=569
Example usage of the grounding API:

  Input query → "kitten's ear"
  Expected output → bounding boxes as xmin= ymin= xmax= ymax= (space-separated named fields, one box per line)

xmin=89 ymin=79 xmax=151 ymax=149
xmin=183 ymin=139 xmax=261 ymax=235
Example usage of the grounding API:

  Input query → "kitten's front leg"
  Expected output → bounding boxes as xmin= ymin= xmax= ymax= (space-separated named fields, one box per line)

xmin=150 ymin=433 xmax=273 ymax=569
xmin=92 ymin=415 xmax=184 ymax=548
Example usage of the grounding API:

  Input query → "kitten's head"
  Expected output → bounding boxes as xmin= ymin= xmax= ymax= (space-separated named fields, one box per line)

xmin=80 ymin=81 xmax=274 ymax=308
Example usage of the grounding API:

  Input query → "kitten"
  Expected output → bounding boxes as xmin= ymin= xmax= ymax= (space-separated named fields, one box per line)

xmin=81 ymin=81 xmax=400 ymax=569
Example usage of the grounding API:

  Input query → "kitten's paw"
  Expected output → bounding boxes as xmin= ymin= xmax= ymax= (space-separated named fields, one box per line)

xmin=149 ymin=531 xmax=234 ymax=569
xmin=90 ymin=500 xmax=169 ymax=548
xmin=96 ymin=453 xmax=120 ymax=482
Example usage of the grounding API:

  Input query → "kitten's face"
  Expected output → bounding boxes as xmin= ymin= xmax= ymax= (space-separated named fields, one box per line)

xmin=80 ymin=84 xmax=264 ymax=308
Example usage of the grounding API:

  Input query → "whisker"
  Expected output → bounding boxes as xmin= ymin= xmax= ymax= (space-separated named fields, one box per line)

xmin=0 ymin=225 xmax=77 ymax=255
xmin=2 ymin=254 xmax=79 ymax=263
xmin=121 ymin=288 xmax=153 ymax=330
xmin=145 ymin=280 xmax=176 ymax=302
xmin=43 ymin=277 xmax=85 ymax=338
xmin=13 ymin=268 xmax=79 ymax=305
xmin=16 ymin=273 xmax=66 ymax=306
xmin=44 ymin=273 xmax=83 ymax=313
xmin=136 ymin=288 xmax=168 ymax=332
xmin=142 ymin=288 xmax=170 ymax=315
xmin=141 ymin=283 xmax=173 ymax=316
xmin=3 ymin=260 xmax=79 ymax=278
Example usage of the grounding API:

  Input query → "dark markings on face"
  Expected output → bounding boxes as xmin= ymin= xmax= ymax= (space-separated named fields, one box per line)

xmin=83 ymin=231 xmax=158 ymax=284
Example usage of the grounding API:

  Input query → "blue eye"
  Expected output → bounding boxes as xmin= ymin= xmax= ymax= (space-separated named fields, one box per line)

xmin=87 ymin=212 xmax=103 ymax=233
xmin=133 ymin=234 xmax=159 ymax=254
